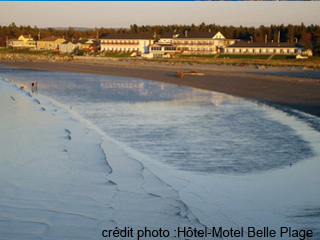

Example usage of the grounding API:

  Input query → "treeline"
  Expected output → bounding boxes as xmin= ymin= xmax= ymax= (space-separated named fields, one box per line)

xmin=1 ymin=22 xmax=320 ymax=54
xmin=0 ymin=22 xmax=127 ymax=46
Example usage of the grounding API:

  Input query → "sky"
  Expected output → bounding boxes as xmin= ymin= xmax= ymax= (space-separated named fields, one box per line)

xmin=0 ymin=2 xmax=319 ymax=29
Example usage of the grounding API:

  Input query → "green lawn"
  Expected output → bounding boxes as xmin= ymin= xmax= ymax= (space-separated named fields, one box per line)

xmin=218 ymin=54 xmax=270 ymax=59
xmin=0 ymin=48 xmax=56 ymax=55
xmin=104 ymin=52 xmax=132 ymax=58
xmin=180 ymin=54 xmax=216 ymax=58
xmin=0 ymin=48 xmax=14 ymax=54
xmin=272 ymin=55 xmax=297 ymax=60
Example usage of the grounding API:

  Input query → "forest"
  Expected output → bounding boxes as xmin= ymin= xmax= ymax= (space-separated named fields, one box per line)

xmin=1 ymin=22 xmax=320 ymax=55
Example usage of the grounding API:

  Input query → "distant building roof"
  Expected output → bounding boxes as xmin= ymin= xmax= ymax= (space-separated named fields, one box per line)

xmin=73 ymin=39 xmax=88 ymax=44
xmin=227 ymin=42 xmax=303 ymax=48
xmin=38 ymin=37 xmax=65 ymax=42
xmin=100 ymin=33 xmax=155 ymax=40
xmin=61 ymin=40 xmax=72 ymax=44
xmin=60 ymin=39 xmax=90 ymax=45
xmin=161 ymin=31 xmax=219 ymax=39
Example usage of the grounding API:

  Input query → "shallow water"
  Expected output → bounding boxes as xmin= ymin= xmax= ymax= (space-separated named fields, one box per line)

xmin=0 ymin=66 xmax=316 ymax=174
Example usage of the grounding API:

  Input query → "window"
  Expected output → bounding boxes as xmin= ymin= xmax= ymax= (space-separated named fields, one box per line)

xmin=151 ymin=46 xmax=161 ymax=51
xmin=164 ymin=46 xmax=176 ymax=51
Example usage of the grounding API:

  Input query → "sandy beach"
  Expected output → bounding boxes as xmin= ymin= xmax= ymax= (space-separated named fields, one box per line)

xmin=2 ymin=59 xmax=320 ymax=117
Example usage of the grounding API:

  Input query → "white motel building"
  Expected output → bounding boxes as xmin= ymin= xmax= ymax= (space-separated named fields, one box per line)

xmin=100 ymin=33 xmax=155 ymax=54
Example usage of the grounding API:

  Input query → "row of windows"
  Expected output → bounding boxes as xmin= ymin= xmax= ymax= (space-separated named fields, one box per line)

xmin=39 ymin=43 xmax=55 ymax=47
xmin=171 ymin=40 xmax=224 ymax=45
xmin=101 ymin=40 xmax=140 ymax=44
xmin=150 ymin=46 xmax=177 ymax=51
xmin=103 ymin=47 xmax=140 ymax=51
xmin=151 ymin=46 xmax=161 ymax=51
xmin=226 ymin=48 xmax=299 ymax=54
xmin=177 ymin=47 xmax=215 ymax=51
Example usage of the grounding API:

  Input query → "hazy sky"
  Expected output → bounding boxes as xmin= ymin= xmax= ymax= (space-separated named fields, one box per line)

xmin=0 ymin=2 xmax=319 ymax=28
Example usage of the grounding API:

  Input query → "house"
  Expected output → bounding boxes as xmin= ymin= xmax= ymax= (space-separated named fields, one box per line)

xmin=59 ymin=39 xmax=95 ymax=53
xmin=224 ymin=42 xmax=304 ymax=55
xmin=6 ymin=35 xmax=36 ymax=49
xmin=37 ymin=37 xmax=66 ymax=50
xmin=100 ymin=33 xmax=155 ymax=54
xmin=73 ymin=39 xmax=95 ymax=50
xmin=59 ymin=41 xmax=75 ymax=53
xmin=157 ymin=30 xmax=238 ymax=55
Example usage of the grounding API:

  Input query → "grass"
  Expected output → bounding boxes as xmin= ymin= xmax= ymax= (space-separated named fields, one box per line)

xmin=0 ymin=48 xmax=57 ymax=56
xmin=179 ymin=54 xmax=216 ymax=58
xmin=0 ymin=48 xmax=14 ymax=54
xmin=271 ymin=55 xmax=297 ymax=60
xmin=88 ymin=52 xmax=100 ymax=56
xmin=217 ymin=54 xmax=270 ymax=60
xmin=103 ymin=52 xmax=132 ymax=58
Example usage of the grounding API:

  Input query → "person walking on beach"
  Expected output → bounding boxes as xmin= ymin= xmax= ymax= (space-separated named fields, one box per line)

xmin=31 ymin=82 xmax=35 ymax=92
xmin=35 ymin=81 xmax=38 ymax=91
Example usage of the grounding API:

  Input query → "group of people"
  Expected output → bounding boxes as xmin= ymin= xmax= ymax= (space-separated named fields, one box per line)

xmin=31 ymin=81 xmax=37 ymax=92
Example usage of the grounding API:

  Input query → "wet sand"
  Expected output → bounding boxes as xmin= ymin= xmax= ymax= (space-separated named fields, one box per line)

xmin=2 ymin=60 xmax=320 ymax=117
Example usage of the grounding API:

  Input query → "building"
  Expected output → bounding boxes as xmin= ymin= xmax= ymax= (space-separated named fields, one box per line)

xmin=100 ymin=33 xmax=155 ymax=54
xmin=157 ymin=31 xmax=238 ymax=55
xmin=59 ymin=41 xmax=75 ymax=53
xmin=224 ymin=42 xmax=304 ymax=55
xmin=59 ymin=39 xmax=95 ymax=53
xmin=37 ymin=37 xmax=66 ymax=51
xmin=147 ymin=42 xmax=178 ymax=58
xmin=6 ymin=35 xmax=36 ymax=49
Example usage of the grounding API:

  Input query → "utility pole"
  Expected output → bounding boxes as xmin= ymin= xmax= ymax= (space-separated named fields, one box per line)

xmin=278 ymin=31 xmax=280 ymax=43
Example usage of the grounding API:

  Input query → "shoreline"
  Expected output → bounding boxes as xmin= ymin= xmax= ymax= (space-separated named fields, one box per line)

xmin=1 ymin=60 xmax=320 ymax=117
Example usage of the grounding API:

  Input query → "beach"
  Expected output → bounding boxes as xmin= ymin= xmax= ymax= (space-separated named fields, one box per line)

xmin=2 ymin=59 xmax=320 ymax=117
xmin=1 ymin=67 xmax=320 ymax=239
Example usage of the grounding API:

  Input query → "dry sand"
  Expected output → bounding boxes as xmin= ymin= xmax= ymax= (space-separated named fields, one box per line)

xmin=2 ymin=60 xmax=320 ymax=117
